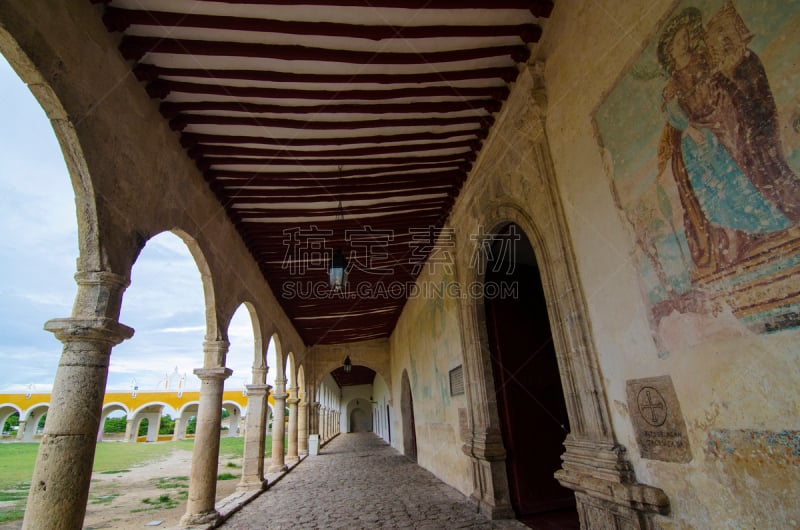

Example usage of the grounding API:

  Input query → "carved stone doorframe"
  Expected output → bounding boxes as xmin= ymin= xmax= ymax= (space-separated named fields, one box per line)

xmin=456 ymin=66 xmax=669 ymax=529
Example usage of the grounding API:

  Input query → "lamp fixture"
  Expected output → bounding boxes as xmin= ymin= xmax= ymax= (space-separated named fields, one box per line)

xmin=329 ymin=173 xmax=349 ymax=291
xmin=343 ymin=355 xmax=352 ymax=374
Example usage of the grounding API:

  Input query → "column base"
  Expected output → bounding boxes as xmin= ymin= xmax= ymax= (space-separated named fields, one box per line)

xmin=470 ymin=494 xmax=516 ymax=520
xmin=179 ymin=508 xmax=219 ymax=527
xmin=267 ymin=464 xmax=288 ymax=473
xmin=236 ymin=478 xmax=268 ymax=492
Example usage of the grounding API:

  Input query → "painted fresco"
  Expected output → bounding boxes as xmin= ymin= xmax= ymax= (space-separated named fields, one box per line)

xmin=595 ymin=0 xmax=800 ymax=351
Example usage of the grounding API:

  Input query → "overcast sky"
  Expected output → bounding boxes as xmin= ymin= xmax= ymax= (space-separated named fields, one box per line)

xmin=0 ymin=55 xmax=275 ymax=393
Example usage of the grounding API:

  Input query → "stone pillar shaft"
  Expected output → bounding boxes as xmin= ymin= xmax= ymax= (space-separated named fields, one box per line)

xmin=22 ymin=282 xmax=132 ymax=530
xmin=238 ymin=384 xmax=271 ymax=490
xmin=298 ymin=401 xmax=309 ymax=456
xmin=268 ymin=386 xmax=288 ymax=473
xmin=309 ymin=402 xmax=320 ymax=436
xmin=181 ymin=364 xmax=232 ymax=526
xmin=286 ymin=395 xmax=299 ymax=461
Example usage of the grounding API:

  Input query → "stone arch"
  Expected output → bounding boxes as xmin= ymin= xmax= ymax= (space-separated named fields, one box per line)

xmin=223 ymin=301 xmax=264 ymax=386
xmin=297 ymin=364 xmax=307 ymax=402
xmin=287 ymin=352 xmax=297 ymax=390
xmin=400 ymin=369 xmax=417 ymax=462
xmin=221 ymin=401 xmax=243 ymax=436
xmin=98 ymin=403 xmax=128 ymax=442
xmin=269 ymin=333 xmax=285 ymax=383
xmin=457 ymin=199 xmax=668 ymax=521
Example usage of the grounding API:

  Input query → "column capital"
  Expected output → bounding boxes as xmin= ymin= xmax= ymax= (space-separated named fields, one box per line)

xmin=45 ymin=317 xmax=134 ymax=346
xmin=310 ymin=402 xmax=321 ymax=410
xmin=74 ymin=270 xmax=129 ymax=289
xmin=286 ymin=397 xmax=299 ymax=405
xmin=193 ymin=367 xmax=233 ymax=381
xmin=272 ymin=392 xmax=288 ymax=401
xmin=245 ymin=384 xmax=272 ymax=396
xmin=203 ymin=340 xmax=229 ymax=367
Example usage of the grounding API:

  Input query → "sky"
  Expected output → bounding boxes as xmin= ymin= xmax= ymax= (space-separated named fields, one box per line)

xmin=0 ymin=55 xmax=275 ymax=393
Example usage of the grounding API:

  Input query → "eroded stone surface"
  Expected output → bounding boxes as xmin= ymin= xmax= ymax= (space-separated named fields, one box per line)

xmin=222 ymin=433 xmax=526 ymax=529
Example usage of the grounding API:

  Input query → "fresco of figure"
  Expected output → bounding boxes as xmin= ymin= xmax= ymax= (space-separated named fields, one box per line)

xmin=656 ymin=2 xmax=800 ymax=277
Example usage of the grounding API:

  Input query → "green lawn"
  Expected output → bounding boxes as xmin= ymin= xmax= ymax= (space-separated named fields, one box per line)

xmin=0 ymin=435 xmax=278 ymax=490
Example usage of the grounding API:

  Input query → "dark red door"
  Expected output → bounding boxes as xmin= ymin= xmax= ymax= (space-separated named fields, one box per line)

xmin=486 ymin=263 xmax=576 ymax=520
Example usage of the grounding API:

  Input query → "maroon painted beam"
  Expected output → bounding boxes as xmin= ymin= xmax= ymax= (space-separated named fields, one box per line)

xmin=104 ymin=7 xmax=542 ymax=43
xmin=204 ymin=152 xmax=472 ymax=167
xmin=213 ymin=168 xmax=465 ymax=185
xmin=119 ymin=36 xmax=531 ymax=64
xmin=180 ymin=0 xmax=554 ymax=17
xmin=174 ymin=113 xmax=492 ymax=131
xmin=183 ymin=130 xmax=486 ymax=149
xmin=193 ymin=140 xmax=475 ymax=158
xmin=134 ymin=64 xmax=520 ymax=85
xmin=160 ymin=100 xmax=500 ymax=117
xmin=149 ymin=80 xmax=509 ymax=102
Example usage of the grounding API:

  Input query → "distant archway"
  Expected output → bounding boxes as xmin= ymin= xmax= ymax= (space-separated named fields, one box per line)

xmin=400 ymin=370 xmax=417 ymax=462
xmin=349 ymin=408 xmax=369 ymax=433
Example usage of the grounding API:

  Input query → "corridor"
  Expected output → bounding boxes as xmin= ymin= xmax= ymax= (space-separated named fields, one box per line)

xmin=222 ymin=433 xmax=526 ymax=529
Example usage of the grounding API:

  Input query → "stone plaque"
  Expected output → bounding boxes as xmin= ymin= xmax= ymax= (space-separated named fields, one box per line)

xmin=626 ymin=375 xmax=692 ymax=463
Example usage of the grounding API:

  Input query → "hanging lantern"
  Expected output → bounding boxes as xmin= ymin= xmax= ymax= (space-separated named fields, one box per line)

xmin=329 ymin=247 xmax=348 ymax=291
xmin=343 ymin=355 xmax=352 ymax=373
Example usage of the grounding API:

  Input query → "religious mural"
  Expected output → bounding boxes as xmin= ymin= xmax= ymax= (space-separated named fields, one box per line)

xmin=595 ymin=1 xmax=800 ymax=351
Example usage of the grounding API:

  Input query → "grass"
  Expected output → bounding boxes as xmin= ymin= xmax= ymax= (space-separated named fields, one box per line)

xmin=0 ymin=509 xmax=24 ymax=523
xmin=155 ymin=476 xmax=189 ymax=490
xmin=89 ymin=493 xmax=120 ymax=505
xmin=0 ymin=434 xmax=283 ymax=523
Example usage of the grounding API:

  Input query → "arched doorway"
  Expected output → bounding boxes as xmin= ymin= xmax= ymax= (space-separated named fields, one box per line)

xmin=349 ymin=408 xmax=369 ymax=432
xmin=484 ymin=223 xmax=578 ymax=527
xmin=400 ymin=370 xmax=417 ymax=462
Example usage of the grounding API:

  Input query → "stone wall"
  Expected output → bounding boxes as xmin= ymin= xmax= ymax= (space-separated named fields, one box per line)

xmin=390 ymin=0 xmax=800 ymax=527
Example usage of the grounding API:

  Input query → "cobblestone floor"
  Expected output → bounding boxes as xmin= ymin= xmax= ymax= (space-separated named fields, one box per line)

xmin=221 ymin=432 xmax=527 ymax=529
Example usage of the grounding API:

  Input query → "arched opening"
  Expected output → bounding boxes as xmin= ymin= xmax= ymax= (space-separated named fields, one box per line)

xmin=349 ymin=407 xmax=369 ymax=433
xmin=400 ymin=369 xmax=417 ymax=462
xmin=99 ymin=404 xmax=128 ymax=442
xmin=113 ymin=231 xmax=206 ymax=391
xmin=484 ymin=223 xmax=577 ymax=527
xmin=0 ymin=54 xmax=78 ymax=394
xmin=227 ymin=303 xmax=259 ymax=391
xmin=1 ymin=409 xmax=21 ymax=438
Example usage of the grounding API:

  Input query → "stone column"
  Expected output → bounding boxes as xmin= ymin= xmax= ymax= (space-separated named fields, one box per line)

xmin=15 ymin=420 xmax=27 ymax=441
xmin=172 ymin=416 xmax=184 ymax=441
xmin=22 ymin=271 xmax=133 ymax=530
xmin=268 ymin=380 xmax=288 ymax=473
xmin=238 ymin=384 xmax=271 ymax=490
xmin=180 ymin=362 xmax=232 ymax=526
xmin=298 ymin=399 xmax=309 ymax=456
xmin=308 ymin=402 xmax=320 ymax=436
xmin=286 ymin=395 xmax=299 ymax=463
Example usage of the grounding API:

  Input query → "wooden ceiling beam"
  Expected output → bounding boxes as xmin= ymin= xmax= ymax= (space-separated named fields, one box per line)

xmin=104 ymin=7 xmax=542 ymax=42
xmin=178 ymin=0 xmax=554 ymax=17
xmin=150 ymin=80 xmax=508 ymax=102
xmin=174 ymin=113 xmax=492 ymax=131
xmin=193 ymin=139 xmax=476 ymax=159
xmin=183 ymin=130 xmax=486 ymax=149
xmin=134 ymin=64 xmax=520 ymax=85
xmin=205 ymin=152 xmax=472 ymax=168
xmin=160 ymin=100 xmax=500 ymax=117
xmin=119 ymin=36 xmax=531 ymax=64
xmin=213 ymin=168 xmax=465 ymax=185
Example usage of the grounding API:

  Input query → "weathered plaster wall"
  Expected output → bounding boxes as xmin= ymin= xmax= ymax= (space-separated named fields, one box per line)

xmin=389 ymin=252 xmax=472 ymax=495
xmin=391 ymin=1 xmax=799 ymax=526
xmin=537 ymin=0 xmax=800 ymax=527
